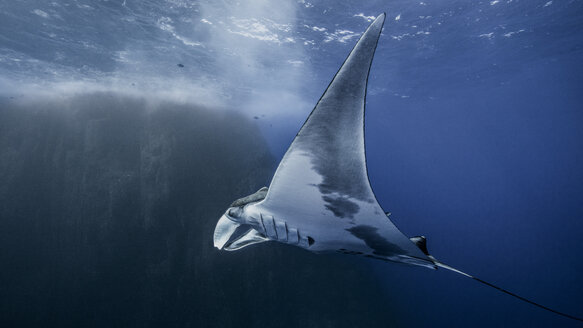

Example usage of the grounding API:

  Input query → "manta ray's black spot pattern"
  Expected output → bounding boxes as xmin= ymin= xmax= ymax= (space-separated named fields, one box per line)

xmin=322 ymin=195 xmax=360 ymax=219
xmin=346 ymin=225 xmax=406 ymax=256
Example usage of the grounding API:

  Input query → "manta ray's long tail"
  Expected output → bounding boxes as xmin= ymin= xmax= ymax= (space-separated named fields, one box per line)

xmin=434 ymin=261 xmax=583 ymax=322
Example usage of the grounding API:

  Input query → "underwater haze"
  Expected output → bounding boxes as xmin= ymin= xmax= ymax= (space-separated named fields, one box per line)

xmin=1 ymin=0 xmax=583 ymax=327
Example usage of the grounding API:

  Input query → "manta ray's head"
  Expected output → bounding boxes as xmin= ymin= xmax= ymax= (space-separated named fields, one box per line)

xmin=214 ymin=187 xmax=270 ymax=251
xmin=213 ymin=207 xmax=268 ymax=251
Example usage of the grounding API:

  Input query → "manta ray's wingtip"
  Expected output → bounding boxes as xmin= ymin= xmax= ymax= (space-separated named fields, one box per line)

xmin=367 ymin=13 xmax=385 ymax=38
xmin=375 ymin=12 xmax=386 ymax=23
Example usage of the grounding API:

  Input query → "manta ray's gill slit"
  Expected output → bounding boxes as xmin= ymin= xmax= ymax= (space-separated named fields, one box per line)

xmin=288 ymin=226 xmax=300 ymax=245
xmin=297 ymin=230 xmax=310 ymax=248
xmin=257 ymin=212 xmax=308 ymax=246
xmin=275 ymin=220 xmax=288 ymax=242
xmin=259 ymin=213 xmax=268 ymax=236
xmin=271 ymin=216 xmax=278 ymax=240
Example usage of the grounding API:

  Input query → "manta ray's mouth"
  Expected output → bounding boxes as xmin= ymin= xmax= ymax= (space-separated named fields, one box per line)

xmin=213 ymin=212 xmax=268 ymax=251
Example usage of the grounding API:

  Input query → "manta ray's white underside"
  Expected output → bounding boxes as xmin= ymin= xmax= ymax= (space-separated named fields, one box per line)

xmin=213 ymin=13 xmax=435 ymax=269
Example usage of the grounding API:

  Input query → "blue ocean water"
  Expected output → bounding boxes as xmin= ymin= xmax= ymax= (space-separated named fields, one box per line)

xmin=364 ymin=2 xmax=583 ymax=326
xmin=1 ymin=0 xmax=582 ymax=327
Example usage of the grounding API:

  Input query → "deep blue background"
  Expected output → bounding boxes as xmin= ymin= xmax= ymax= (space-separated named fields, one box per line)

xmin=363 ymin=2 xmax=583 ymax=326
xmin=1 ymin=0 xmax=582 ymax=326
xmin=366 ymin=53 xmax=583 ymax=326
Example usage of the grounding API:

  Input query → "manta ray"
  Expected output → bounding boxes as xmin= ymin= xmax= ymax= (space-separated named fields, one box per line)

xmin=213 ymin=13 xmax=582 ymax=323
